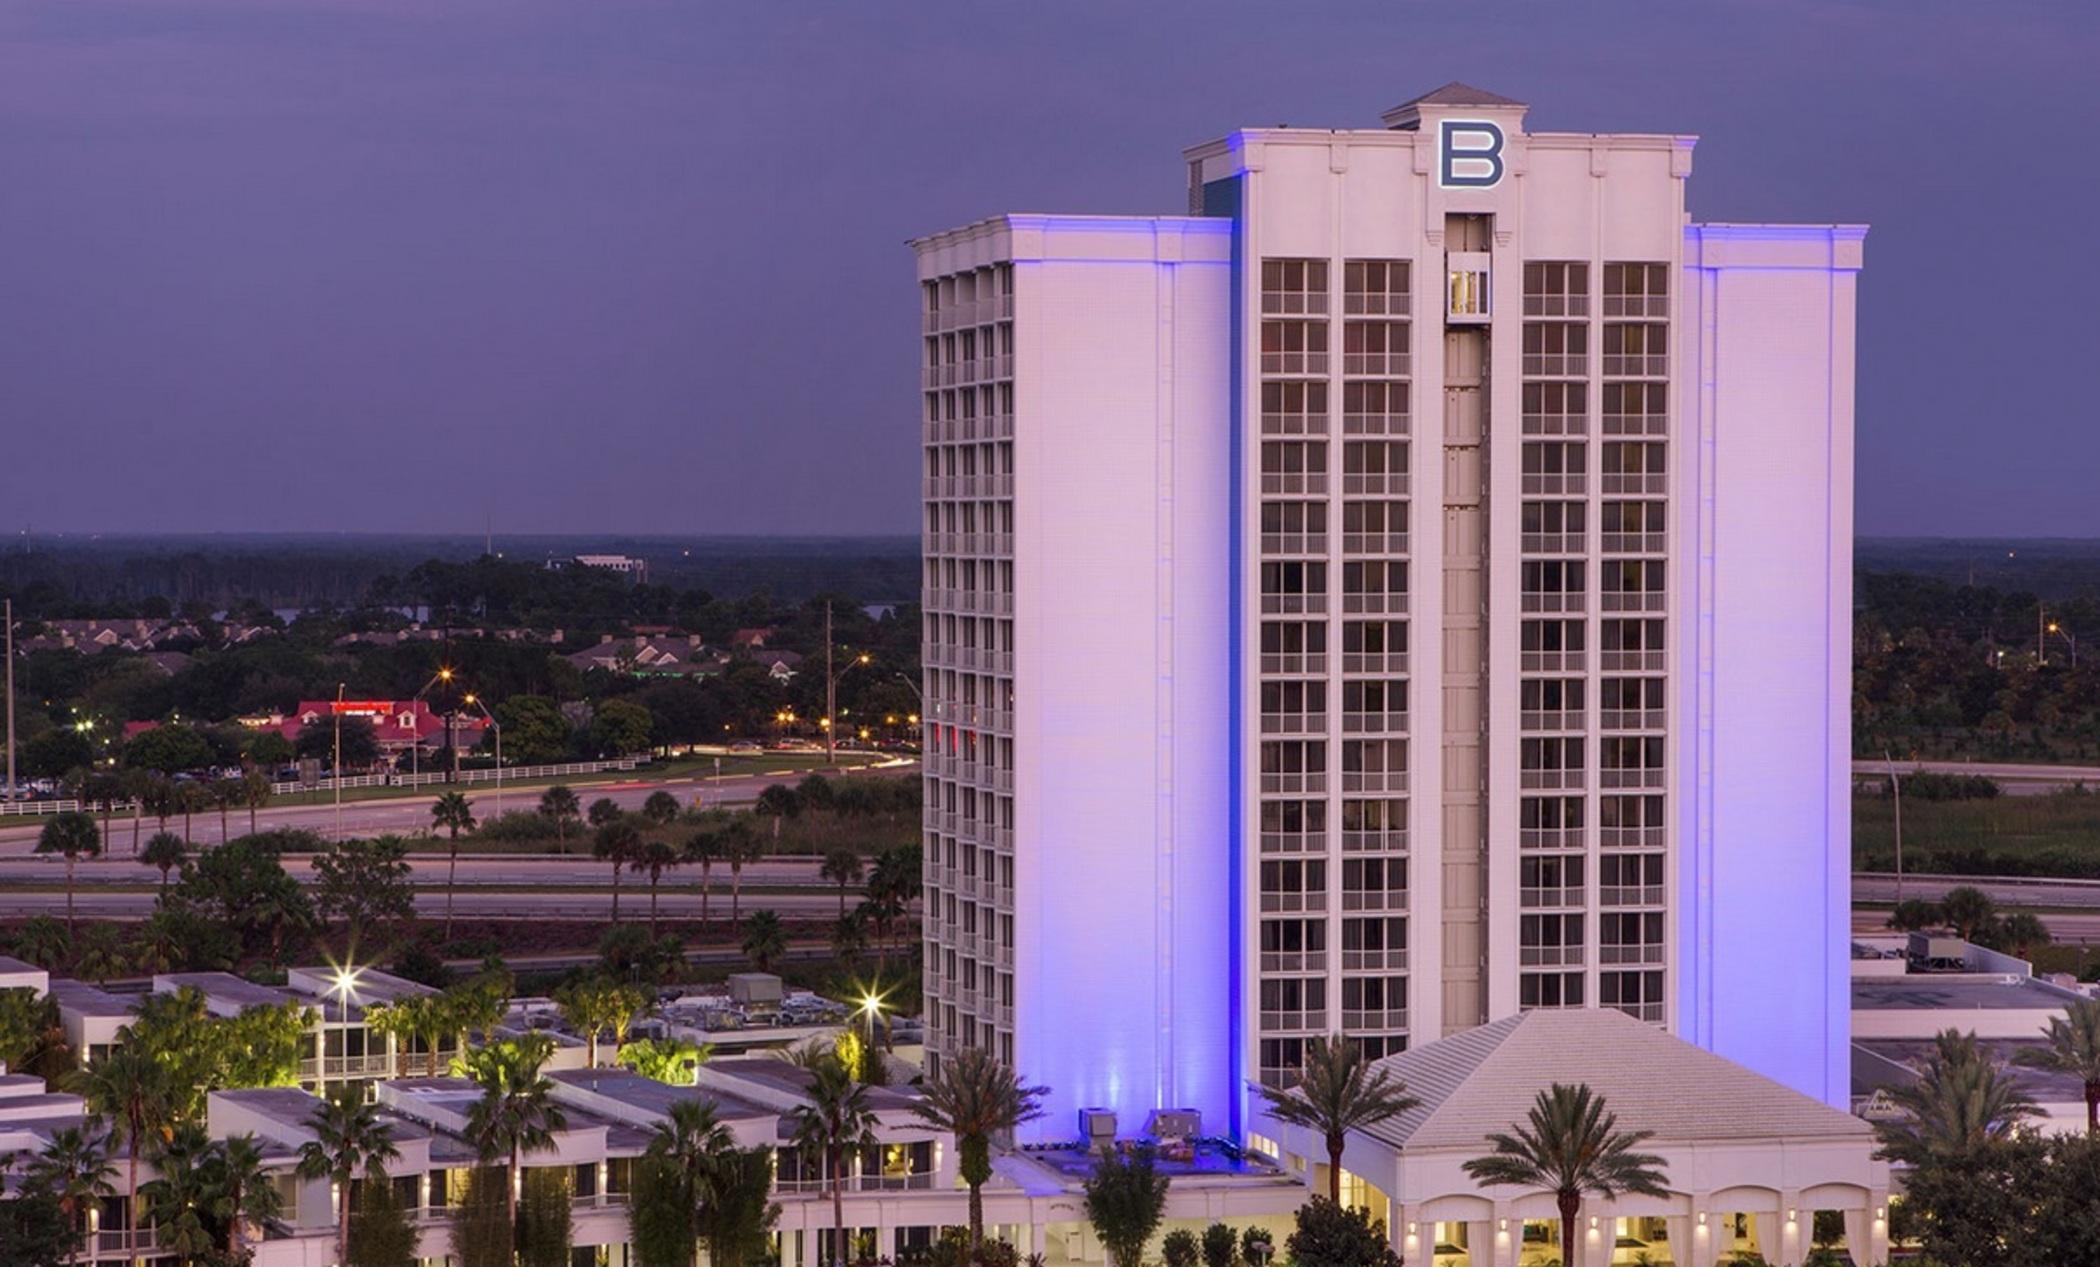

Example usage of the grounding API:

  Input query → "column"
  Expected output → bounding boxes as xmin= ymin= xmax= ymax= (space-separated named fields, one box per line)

xmin=1841 ymin=1194 xmax=1890 ymax=1267
xmin=1683 ymin=1208 xmax=1719 ymax=1267
xmin=1778 ymin=1193 xmax=1802 ymax=1267
xmin=1395 ymin=1209 xmax=1420 ymax=1263
xmin=1488 ymin=1206 xmax=1521 ymax=1267
xmin=1464 ymin=1219 xmax=1494 ymax=1267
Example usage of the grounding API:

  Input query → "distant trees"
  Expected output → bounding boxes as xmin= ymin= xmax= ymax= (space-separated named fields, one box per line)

xmin=494 ymin=694 xmax=571 ymax=764
xmin=296 ymin=715 xmax=378 ymax=769
xmin=312 ymin=836 xmax=418 ymax=948
xmin=121 ymin=724 xmax=215 ymax=776
xmin=587 ymin=699 xmax=653 ymax=757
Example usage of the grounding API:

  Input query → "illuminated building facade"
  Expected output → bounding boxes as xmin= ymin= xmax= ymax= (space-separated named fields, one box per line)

xmin=915 ymin=85 xmax=1862 ymax=1140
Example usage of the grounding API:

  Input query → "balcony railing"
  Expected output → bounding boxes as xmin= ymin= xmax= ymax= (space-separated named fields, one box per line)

xmin=299 ymin=1053 xmax=395 ymax=1080
xmin=1601 ymin=884 xmax=1667 ymax=908
xmin=1341 ymin=1007 xmax=1409 ymax=1032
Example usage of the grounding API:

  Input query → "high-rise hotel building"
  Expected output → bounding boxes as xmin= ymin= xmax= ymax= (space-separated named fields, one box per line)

xmin=913 ymin=85 xmax=1862 ymax=1141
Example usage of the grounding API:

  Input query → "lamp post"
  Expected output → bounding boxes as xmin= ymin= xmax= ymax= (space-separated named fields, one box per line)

xmin=820 ymin=602 xmax=872 ymax=769
xmin=411 ymin=667 xmax=454 ymax=784
xmin=1883 ymin=750 xmax=1904 ymax=906
xmin=464 ymin=693 xmax=502 ymax=818
xmin=320 ymin=964 xmax=362 ymax=1100
xmin=332 ymin=683 xmax=346 ymax=841
xmin=2049 ymin=620 xmax=2080 ymax=670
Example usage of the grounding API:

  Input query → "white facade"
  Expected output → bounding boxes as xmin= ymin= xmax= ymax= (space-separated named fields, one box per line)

xmin=916 ymin=84 xmax=1862 ymax=1135
xmin=913 ymin=216 xmax=1236 ymax=1138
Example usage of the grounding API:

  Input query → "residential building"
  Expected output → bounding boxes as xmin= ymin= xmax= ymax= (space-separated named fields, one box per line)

xmin=915 ymin=83 xmax=1863 ymax=1138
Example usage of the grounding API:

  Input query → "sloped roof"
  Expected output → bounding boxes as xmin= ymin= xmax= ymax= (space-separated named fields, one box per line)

xmin=1392 ymin=81 xmax=1526 ymax=110
xmin=1354 ymin=1009 xmax=1870 ymax=1151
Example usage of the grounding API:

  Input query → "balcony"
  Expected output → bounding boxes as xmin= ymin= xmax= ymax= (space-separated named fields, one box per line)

xmin=1260 ymin=950 xmax=1328 ymax=973
xmin=1341 ymin=830 xmax=1407 ymax=853
xmin=1343 ymin=350 xmax=1411 ymax=378
xmin=1602 ymin=353 xmax=1669 ymax=378
xmin=1258 ymin=1007 xmax=1328 ymax=1032
xmin=1343 ymin=412 xmax=1408 ymax=436
xmin=1601 ymin=531 xmax=1667 ymax=555
xmin=1520 ymin=531 xmax=1585 ymax=556
xmin=1260 ymin=350 xmax=1330 ymax=377
xmin=1519 ymin=769 xmax=1583 ymax=791
xmin=1521 ymin=473 xmax=1587 ymax=496
xmin=1604 ymin=412 xmax=1668 ymax=438
xmin=1341 ymin=592 xmax=1407 ymax=616
xmin=1260 ymin=712 xmax=1329 ymax=736
xmin=1341 ymin=472 xmax=1409 ymax=497
xmin=1522 ymin=352 xmax=1586 ymax=377
xmin=1521 ymin=884 xmax=1585 ymax=909
xmin=1261 ymin=471 xmax=1329 ymax=496
xmin=1259 ymin=890 xmax=1328 ymax=915
xmin=1260 ymin=532 xmax=1328 ymax=557
xmin=1601 ymin=649 xmax=1668 ymax=672
xmin=1603 ymin=293 xmax=1668 ymax=319
xmin=1342 ymin=531 xmax=1409 ymax=556
xmin=1259 ymin=771 xmax=1327 ymax=795
xmin=1602 ymin=590 xmax=1667 ymax=614
xmin=1340 ymin=947 xmax=1409 ymax=972
xmin=1519 ymin=709 xmax=1583 ymax=733
xmin=1260 ymin=413 xmax=1327 ymax=438
xmin=1340 ymin=889 xmax=1406 ymax=913
xmin=1340 ymin=770 xmax=1408 ymax=794
xmin=1261 ymin=652 xmax=1329 ymax=676
xmin=1601 ymin=883 xmax=1667 ymax=907
xmin=1341 ymin=710 xmax=1407 ymax=735
xmin=1520 ymin=591 xmax=1585 ymax=615
xmin=1342 ymin=1008 xmax=1410 ymax=1032
xmin=1342 ymin=650 xmax=1409 ymax=675
xmin=1602 ymin=472 xmax=1668 ymax=496
xmin=1522 ymin=827 xmax=1586 ymax=851
xmin=1601 ymin=768 xmax=1667 ymax=790
xmin=1520 ymin=649 xmax=1583 ymax=673
xmin=1601 ymin=826 xmax=1667 ymax=849
xmin=1519 ymin=946 xmax=1585 ymax=968
xmin=1600 ymin=708 xmax=1667 ymax=732
xmin=1260 ymin=830 xmax=1320 ymax=855
xmin=299 ymin=1052 xmax=394 ymax=1080
xmin=1260 ymin=593 xmax=1328 ymax=617
xmin=1601 ymin=943 xmax=1668 ymax=966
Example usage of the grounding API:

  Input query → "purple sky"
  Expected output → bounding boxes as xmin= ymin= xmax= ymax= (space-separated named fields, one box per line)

xmin=2 ymin=1 xmax=2094 ymax=537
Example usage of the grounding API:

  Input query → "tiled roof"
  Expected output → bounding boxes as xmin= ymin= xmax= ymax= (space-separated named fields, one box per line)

xmin=1393 ymin=81 xmax=1526 ymax=110
xmin=1353 ymin=1009 xmax=1869 ymax=1150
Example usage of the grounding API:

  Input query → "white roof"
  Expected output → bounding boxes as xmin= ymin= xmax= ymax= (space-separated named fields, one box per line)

xmin=1356 ymin=1010 xmax=1872 ymax=1151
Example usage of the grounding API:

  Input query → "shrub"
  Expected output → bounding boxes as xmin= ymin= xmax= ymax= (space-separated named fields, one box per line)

xmin=1162 ymin=1229 xmax=1200 ymax=1267
xmin=1201 ymin=1222 xmax=1239 ymax=1267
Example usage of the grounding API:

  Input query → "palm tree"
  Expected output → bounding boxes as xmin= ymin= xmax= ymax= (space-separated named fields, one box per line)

xmin=141 ymin=831 xmax=188 ymax=893
xmin=141 ymin=1122 xmax=218 ymax=1265
xmin=694 ymin=1143 xmax=783 ymax=1267
xmin=204 ymin=1132 xmax=282 ymax=1260
xmin=13 ymin=914 xmax=71 ymax=971
xmin=587 ymin=797 xmax=623 ymax=829
xmin=21 ymin=1125 xmax=115 ymax=1252
xmin=594 ymin=819 xmax=642 ymax=924
xmin=646 ymin=1098 xmax=732 ymax=1218
xmin=1879 ymin=1028 xmax=2039 ymax=1165
xmin=242 ymin=766 xmax=273 ymax=835
xmin=912 ymin=1046 xmax=1047 ymax=1248
xmin=211 ymin=777 xmax=242 ymax=840
xmin=539 ymin=784 xmax=581 ymax=851
xmin=741 ymin=910 xmax=788 ymax=973
xmin=456 ymin=1034 xmax=568 ymax=1248
xmin=551 ymin=977 xmax=638 ymax=1068
xmin=296 ymin=1093 xmax=402 ymax=1267
xmin=35 ymin=810 xmax=101 ymax=936
xmin=1462 ymin=1083 xmax=1671 ymax=1267
xmin=630 ymin=839 xmax=683 ymax=933
xmin=177 ymin=780 xmax=207 ymax=840
xmin=120 ymin=768 xmax=151 ymax=855
xmin=78 ymin=1044 xmax=173 ymax=1241
xmin=788 ymin=1055 xmax=877 ymax=1266
xmin=1258 ymin=1034 xmax=1418 ymax=1204
xmin=431 ymin=791 xmax=477 ymax=940
xmin=684 ymin=820 xmax=724 ymax=927
xmin=718 ymin=816 xmax=762 ymax=924
xmin=863 ymin=847 xmax=920 ymax=966
xmin=754 ymin=784 xmax=799 ymax=840
xmin=1939 ymin=886 xmax=1998 ymax=941
xmin=2000 ymin=911 xmax=2052 ymax=961
xmin=641 ymin=790 xmax=682 ymax=827
xmin=820 ymin=848 xmax=864 ymax=918
xmin=2019 ymin=998 xmax=2100 ymax=1131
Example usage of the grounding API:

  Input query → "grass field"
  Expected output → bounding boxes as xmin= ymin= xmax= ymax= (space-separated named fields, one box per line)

xmin=1854 ymin=792 xmax=2100 ymax=876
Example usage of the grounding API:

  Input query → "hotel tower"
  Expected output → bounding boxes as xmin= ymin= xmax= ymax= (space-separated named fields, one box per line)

xmin=912 ymin=84 xmax=1863 ymax=1140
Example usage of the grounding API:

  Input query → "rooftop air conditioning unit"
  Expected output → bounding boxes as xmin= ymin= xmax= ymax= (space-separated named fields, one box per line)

xmin=1079 ymin=1108 xmax=1117 ymax=1151
xmin=1144 ymin=1109 xmax=1201 ymax=1140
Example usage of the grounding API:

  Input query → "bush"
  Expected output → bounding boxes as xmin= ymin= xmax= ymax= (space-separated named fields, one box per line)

xmin=1899 ymin=771 xmax=2001 ymax=801
xmin=1285 ymin=1198 xmax=1399 ymax=1267
xmin=1162 ymin=1229 xmax=1200 ymax=1267
xmin=1201 ymin=1223 xmax=1239 ymax=1267
xmin=472 ymin=811 xmax=565 ymax=844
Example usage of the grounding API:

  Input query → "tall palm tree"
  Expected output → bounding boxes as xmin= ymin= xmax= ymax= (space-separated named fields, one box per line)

xmin=35 ymin=810 xmax=101 ymax=937
xmin=647 ymin=1098 xmax=732 ymax=1244
xmin=789 ymin=1055 xmax=878 ymax=1266
xmin=1462 ymin=1083 xmax=1671 ymax=1267
xmin=21 ymin=1126 xmax=115 ymax=1253
xmin=141 ymin=1122 xmax=218 ymax=1265
xmin=296 ymin=1093 xmax=402 ymax=1267
xmin=718 ymin=816 xmax=762 ymax=924
xmin=1258 ymin=1034 xmax=1419 ymax=1204
xmin=211 ymin=778 xmax=242 ymax=841
xmin=594 ymin=819 xmax=642 ymax=924
xmin=629 ymin=839 xmax=683 ymax=933
xmin=912 ymin=1046 xmax=1048 ymax=1248
xmin=741 ymin=910 xmax=788 ymax=974
xmin=1879 ymin=1028 xmax=2038 ymax=1165
xmin=456 ymin=1034 xmax=568 ymax=1248
xmin=695 ymin=1143 xmax=782 ymax=1267
xmin=77 ymin=1044 xmax=173 ymax=1243
xmin=431 ymin=791 xmax=477 ymax=940
xmin=539 ymin=784 xmax=581 ymax=851
xmin=820 ymin=848 xmax=864 ymax=919
xmin=141 ymin=831 xmax=188 ymax=894
xmin=242 ymin=766 xmax=273 ymax=835
xmin=203 ymin=1132 xmax=282 ymax=1261
xmin=684 ymin=820 xmax=724 ymax=927
xmin=2019 ymin=998 xmax=2100 ymax=1131
xmin=641 ymin=790 xmax=682 ymax=827
xmin=552 ymin=978 xmax=623 ymax=1068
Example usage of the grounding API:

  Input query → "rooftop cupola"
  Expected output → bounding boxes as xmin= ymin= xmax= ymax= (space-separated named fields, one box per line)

xmin=1379 ymin=81 xmax=1529 ymax=133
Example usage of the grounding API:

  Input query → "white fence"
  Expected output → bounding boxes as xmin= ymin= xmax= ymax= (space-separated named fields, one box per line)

xmin=0 ymin=757 xmax=644 ymax=819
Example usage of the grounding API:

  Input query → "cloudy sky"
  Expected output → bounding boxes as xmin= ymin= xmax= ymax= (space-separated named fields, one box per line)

xmin=1 ymin=1 xmax=2094 ymax=536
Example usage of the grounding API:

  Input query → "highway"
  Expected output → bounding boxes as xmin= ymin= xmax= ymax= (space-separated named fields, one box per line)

xmin=1852 ymin=758 xmax=2100 ymax=797
xmin=0 ymin=853 xmax=838 ymax=889
xmin=0 ymin=887 xmax=861 ymax=922
xmin=0 ymin=759 xmax=918 ymax=855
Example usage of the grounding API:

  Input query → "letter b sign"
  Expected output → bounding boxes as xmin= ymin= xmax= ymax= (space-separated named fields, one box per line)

xmin=1439 ymin=120 xmax=1506 ymax=189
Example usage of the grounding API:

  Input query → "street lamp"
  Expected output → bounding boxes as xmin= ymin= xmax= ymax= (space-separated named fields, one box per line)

xmin=411 ymin=667 xmax=454 ymax=784
xmin=463 ymin=693 xmax=502 ymax=818
xmin=332 ymin=683 xmax=346 ymax=841
xmin=2048 ymin=621 xmax=2080 ymax=670
xmin=320 ymin=962 xmax=363 ymax=1100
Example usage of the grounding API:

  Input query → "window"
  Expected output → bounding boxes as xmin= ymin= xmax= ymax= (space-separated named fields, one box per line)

xmin=1520 ymin=678 xmax=1584 ymax=730
xmin=1601 ymin=559 xmax=1666 ymax=612
xmin=1522 ymin=796 xmax=1585 ymax=850
xmin=1261 ymin=441 xmax=1328 ymax=495
xmin=1261 ymin=918 xmax=1327 ymax=972
xmin=1601 ymin=969 xmax=1666 ymax=1022
xmin=1603 ymin=262 xmax=1669 ymax=318
xmin=1261 ymin=620 xmax=1327 ymax=674
xmin=1262 ymin=381 xmax=1329 ymax=436
xmin=1523 ymin=262 xmax=1590 ymax=317
xmin=1341 ymin=976 xmax=1408 ymax=1028
xmin=1343 ymin=441 xmax=1409 ymax=495
xmin=1260 ymin=1038 xmax=1309 ymax=1088
xmin=1341 ymin=739 xmax=1407 ymax=792
xmin=1260 ymin=680 xmax=1327 ymax=735
xmin=1343 ymin=620 xmax=1408 ymax=673
xmin=1343 ymin=321 xmax=1410 ymax=377
xmin=1341 ymin=916 xmax=1408 ymax=970
xmin=1603 ymin=322 xmax=1669 ymax=377
xmin=1601 ymin=499 xmax=1667 ymax=552
xmin=1603 ymin=381 xmax=1668 ymax=436
xmin=1261 ymin=500 xmax=1328 ymax=554
xmin=1521 ymin=441 xmax=1587 ymax=495
xmin=1258 ymin=976 xmax=1327 ymax=1030
xmin=1522 ymin=381 xmax=1588 ymax=436
xmin=1521 ymin=500 xmax=1586 ymax=553
xmin=1260 ymin=799 xmax=1327 ymax=854
xmin=1600 ymin=852 xmax=1665 ymax=906
xmin=1601 ymin=912 xmax=1666 ymax=965
xmin=1523 ymin=321 xmax=1589 ymax=377
xmin=1340 ymin=798 xmax=1406 ymax=852
xmin=1521 ymin=560 xmax=1585 ymax=613
xmin=1601 ymin=794 xmax=1665 ymax=847
xmin=1260 ymin=741 xmax=1327 ymax=796
xmin=1521 ymin=618 xmax=1585 ymax=672
xmin=1260 ymin=560 xmax=1327 ymax=615
xmin=1602 ymin=737 xmax=1666 ymax=788
xmin=1520 ymin=737 xmax=1585 ymax=790
xmin=1343 ymin=381 xmax=1408 ymax=435
xmin=1521 ymin=971 xmax=1586 ymax=1009
xmin=1341 ymin=679 xmax=1407 ymax=733
xmin=1342 ymin=560 xmax=1408 ymax=614
xmin=1344 ymin=260 xmax=1411 ymax=315
xmin=1520 ymin=913 xmax=1585 ymax=967
xmin=1262 ymin=259 xmax=1329 ymax=315
xmin=1342 ymin=500 xmax=1408 ymax=555
xmin=1341 ymin=856 xmax=1407 ymax=910
xmin=1521 ymin=855 xmax=1585 ymax=908
xmin=1602 ymin=442 xmax=1667 ymax=495
xmin=1600 ymin=677 xmax=1665 ymax=730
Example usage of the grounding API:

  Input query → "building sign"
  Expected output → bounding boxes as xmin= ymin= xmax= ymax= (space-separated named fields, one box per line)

xmin=331 ymin=700 xmax=397 ymax=718
xmin=1439 ymin=119 xmax=1507 ymax=189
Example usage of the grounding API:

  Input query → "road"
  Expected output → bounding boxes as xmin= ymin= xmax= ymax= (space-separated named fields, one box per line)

xmin=0 ymin=759 xmax=917 ymax=855
xmin=0 ymin=853 xmax=838 ymax=889
xmin=0 ymin=887 xmax=860 ymax=922
xmin=1852 ymin=758 xmax=2100 ymax=797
